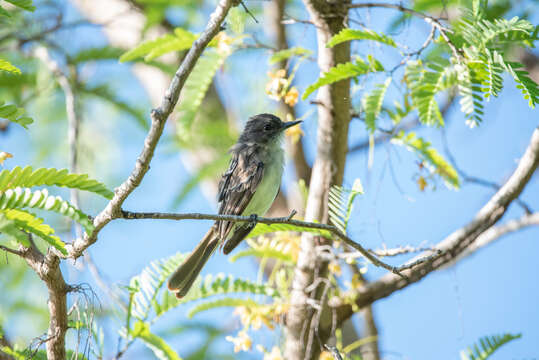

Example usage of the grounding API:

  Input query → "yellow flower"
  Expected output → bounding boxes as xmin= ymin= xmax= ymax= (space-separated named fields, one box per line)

xmin=319 ymin=350 xmax=334 ymax=360
xmin=284 ymin=86 xmax=299 ymax=106
xmin=265 ymin=69 xmax=288 ymax=101
xmin=328 ymin=262 xmax=342 ymax=276
xmin=417 ymin=175 xmax=427 ymax=191
xmin=225 ymin=330 xmax=252 ymax=353
xmin=264 ymin=346 xmax=283 ymax=360
xmin=215 ymin=31 xmax=233 ymax=55
xmin=0 ymin=151 xmax=13 ymax=165
xmin=350 ymin=273 xmax=363 ymax=289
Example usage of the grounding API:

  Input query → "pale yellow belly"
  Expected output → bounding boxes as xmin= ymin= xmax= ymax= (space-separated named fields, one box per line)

xmin=241 ymin=154 xmax=283 ymax=217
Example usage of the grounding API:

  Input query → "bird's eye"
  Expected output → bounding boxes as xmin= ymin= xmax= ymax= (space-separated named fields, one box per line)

xmin=264 ymin=124 xmax=272 ymax=131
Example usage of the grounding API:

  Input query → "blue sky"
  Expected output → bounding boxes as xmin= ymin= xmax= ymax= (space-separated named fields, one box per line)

xmin=2 ymin=0 xmax=539 ymax=359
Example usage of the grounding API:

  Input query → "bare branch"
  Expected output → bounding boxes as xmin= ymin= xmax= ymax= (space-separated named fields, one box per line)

xmin=67 ymin=0 xmax=236 ymax=259
xmin=450 ymin=212 xmax=539 ymax=265
xmin=336 ymin=126 xmax=539 ymax=324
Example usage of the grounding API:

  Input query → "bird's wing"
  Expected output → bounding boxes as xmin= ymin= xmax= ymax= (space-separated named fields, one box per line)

xmin=216 ymin=144 xmax=264 ymax=241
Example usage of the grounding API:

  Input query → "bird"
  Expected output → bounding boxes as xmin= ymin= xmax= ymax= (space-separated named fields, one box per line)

xmin=167 ymin=113 xmax=302 ymax=298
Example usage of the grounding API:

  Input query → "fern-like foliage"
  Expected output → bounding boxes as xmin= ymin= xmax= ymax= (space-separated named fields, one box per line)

xmin=0 ymin=59 xmax=21 ymax=75
xmin=270 ymin=47 xmax=313 ymax=65
xmin=1 ymin=209 xmax=66 ymax=255
xmin=457 ymin=63 xmax=484 ymax=127
xmin=229 ymin=237 xmax=296 ymax=264
xmin=0 ymin=166 xmax=113 ymax=199
xmin=128 ymin=252 xmax=186 ymax=321
xmin=0 ymin=101 xmax=33 ymax=129
xmin=405 ymin=59 xmax=454 ymax=127
xmin=69 ymin=46 xmax=125 ymax=64
xmin=328 ymin=179 xmax=364 ymax=233
xmin=454 ymin=6 xmax=539 ymax=120
xmin=176 ymin=48 xmax=230 ymax=142
xmin=0 ymin=188 xmax=94 ymax=233
xmin=303 ymin=56 xmax=384 ymax=100
xmin=120 ymin=28 xmax=196 ymax=62
xmin=0 ymin=0 xmax=35 ymax=16
xmin=246 ymin=222 xmax=331 ymax=239
xmin=363 ymin=77 xmax=391 ymax=133
xmin=460 ymin=333 xmax=521 ymax=360
xmin=391 ymin=131 xmax=460 ymax=189
xmin=327 ymin=28 xmax=396 ymax=48
xmin=187 ymin=298 xmax=259 ymax=318
xmin=178 ymin=273 xmax=280 ymax=304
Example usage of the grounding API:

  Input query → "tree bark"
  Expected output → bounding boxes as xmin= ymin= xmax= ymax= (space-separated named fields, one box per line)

xmin=285 ymin=1 xmax=351 ymax=359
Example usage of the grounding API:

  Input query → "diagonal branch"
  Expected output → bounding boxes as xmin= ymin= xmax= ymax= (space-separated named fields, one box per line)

xmin=67 ymin=0 xmax=236 ymax=259
xmin=335 ymin=126 xmax=539 ymax=324
xmin=448 ymin=212 xmax=539 ymax=265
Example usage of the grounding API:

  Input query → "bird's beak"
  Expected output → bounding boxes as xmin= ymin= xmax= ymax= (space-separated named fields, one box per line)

xmin=282 ymin=120 xmax=302 ymax=130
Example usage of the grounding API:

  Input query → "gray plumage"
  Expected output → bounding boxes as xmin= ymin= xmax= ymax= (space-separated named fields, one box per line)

xmin=167 ymin=113 xmax=301 ymax=298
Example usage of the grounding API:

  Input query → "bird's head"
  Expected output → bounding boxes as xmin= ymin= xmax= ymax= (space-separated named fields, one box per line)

xmin=238 ymin=113 xmax=302 ymax=145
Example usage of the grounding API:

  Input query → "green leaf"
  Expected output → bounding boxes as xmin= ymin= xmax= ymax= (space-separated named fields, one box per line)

xmin=0 ymin=166 xmax=113 ymax=199
xmin=69 ymin=46 xmax=124 ymax=64
xmin=391 ymin=132 xmax=460 ymax=189
xmin=363 ymin=77 xmax=391 ymax=133
xmin=187 ymin=298 xmax=259 ymax=318
xmin=328 ymin=179 xmax=364 ymax=233
xmin=2 ymin=209 xmax=66 ymax=255
xmin=269 ymin=47 xmax=313 ymax=64
xmin=176 ymin=48 xmax=229 ymax=142
xmin=457 ymin=63 xmax=485 ymax=127
xmin=327 ymin=28 xmax=396 ymax=48
xmin=229 ymin=246 xmax=295 ymax=264
xmin=405 ymin=60 xmax=452 ymax=126
xmin=130 ymin=321 xmax=182 ymax=360
xmin=120 ymin=28 xmax=196 ymax=62
xmin=0 ymin=59 xmax=21 ymax=75
xmin=0 ymin=212 xmax=29 ymax=245
xmin=0 ymin=101 xmax=33 ymax=129
xmin=4 ymin=0 xmax=35 ymax=11
xmin=179 ymin=273 xmax=280 ymax=304
xmin=0 ymin=6 xmax=11 ymax=18
xmin=246 ymin=222 xmax=332 ymax=239
xmin=460 ymin=333 xmax=521 ymax=360
xmin=0 ymin=188 xmax=94 ymax=233
xmin=494 ymin=54 xmax=539 ymax=108
xmin=303 ymin=57 xmax=382 ymax=100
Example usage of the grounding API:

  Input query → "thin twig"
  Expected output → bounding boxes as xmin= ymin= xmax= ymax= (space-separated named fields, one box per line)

xmin=347 ymin=2 xmax=462 ymax=61
xmin=0 ymin=245 xmax=25 ymax=257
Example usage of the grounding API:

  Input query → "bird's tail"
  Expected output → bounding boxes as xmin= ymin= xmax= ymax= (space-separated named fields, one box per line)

xmin=167 ymin=228 xmax=218 ymax=298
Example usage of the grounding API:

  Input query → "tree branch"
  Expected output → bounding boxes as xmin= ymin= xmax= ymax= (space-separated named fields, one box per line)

xmin=449 ymin=212 xmax=539 ymax=265
xmin=67 ymin=0 xmax=236 ymax=259
xmin=336 ymin=126 xmax=539 ymax=324
xmin=120 ymin=209 xmax=416 ymax=275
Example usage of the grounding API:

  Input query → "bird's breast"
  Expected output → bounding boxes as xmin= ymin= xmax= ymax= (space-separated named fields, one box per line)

xmin=241 ymin=146 xmax=284 ymax=217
